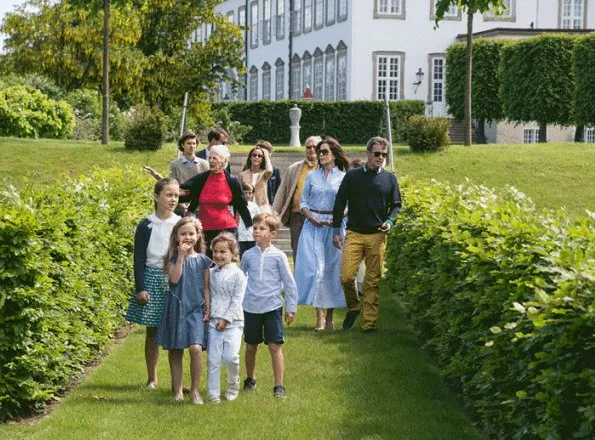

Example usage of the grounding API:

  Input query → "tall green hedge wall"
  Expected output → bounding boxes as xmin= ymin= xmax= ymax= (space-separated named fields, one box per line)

xmin=213 ymin=100 xmax=425 ymax=145
xmin=386 ymin=180 xmax=594 ymax=439
xmin=499 ymin=34 xmax=576 ymax=127
xmin=445 ymin=39 xmax=506 ymax=123
xmin=0 ymin=168 xmax=153 ymax=420
xmin=574 ymin=32 xmax=595 ymax=125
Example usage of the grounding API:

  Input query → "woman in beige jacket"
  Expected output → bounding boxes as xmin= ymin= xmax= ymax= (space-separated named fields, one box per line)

xmin=237 ymin=146 xmax=273 ymax=212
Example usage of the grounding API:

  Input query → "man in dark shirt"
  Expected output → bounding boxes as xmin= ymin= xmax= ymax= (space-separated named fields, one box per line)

xmin=332 ymin=137 xmax=401 ymax=332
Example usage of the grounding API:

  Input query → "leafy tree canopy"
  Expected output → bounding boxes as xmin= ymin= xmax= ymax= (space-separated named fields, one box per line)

xmin=0 ymin=0 xmax=245 ymax=110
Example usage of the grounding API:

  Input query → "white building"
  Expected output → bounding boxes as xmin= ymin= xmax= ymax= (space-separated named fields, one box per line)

xmin=206 ymin=1 xmax=594 ymax=143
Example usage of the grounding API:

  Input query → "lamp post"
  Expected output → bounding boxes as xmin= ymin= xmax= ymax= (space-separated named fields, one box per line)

xmin=413 ymin=67 xmax=424 ymax=94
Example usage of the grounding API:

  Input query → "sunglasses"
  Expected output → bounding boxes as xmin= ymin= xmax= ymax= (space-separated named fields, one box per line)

xmin=318 ymin=149 xmax=331 ymax=156
xmin=372 ymin=151 xmax=388 ymax=158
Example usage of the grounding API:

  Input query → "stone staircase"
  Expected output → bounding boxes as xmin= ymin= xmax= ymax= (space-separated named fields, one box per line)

xmin=230 ymin=150 xmax=305 ymax=259
xmin=448 ymin=119 xmax=478 ymax=144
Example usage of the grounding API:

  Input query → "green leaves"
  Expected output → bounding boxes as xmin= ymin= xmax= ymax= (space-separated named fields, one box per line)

xmin=385 ymin=179 xmax=594 ymax=439
xmin=0 ymin=167 xmax=152 ymax=420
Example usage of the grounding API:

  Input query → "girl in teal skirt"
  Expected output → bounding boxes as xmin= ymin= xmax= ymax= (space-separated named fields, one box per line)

xmin=126 ymin=178 xmax=180 ymax=389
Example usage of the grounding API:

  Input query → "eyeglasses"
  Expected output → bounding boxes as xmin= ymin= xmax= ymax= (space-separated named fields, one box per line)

xmin=251 ymin=153 xmax=263 ymax=158
xmin=372 ymin=151 xmax=388 ymax=158
xmin=318 ymin=149 xmax=331 ymax=156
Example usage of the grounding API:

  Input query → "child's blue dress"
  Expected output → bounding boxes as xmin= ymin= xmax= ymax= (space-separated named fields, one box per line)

xmin=156 ymin=253 xmax=212 ymax=350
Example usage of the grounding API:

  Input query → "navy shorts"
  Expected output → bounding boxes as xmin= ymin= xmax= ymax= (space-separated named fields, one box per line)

xmin=243 ymin=307 xmax=284 ymax=345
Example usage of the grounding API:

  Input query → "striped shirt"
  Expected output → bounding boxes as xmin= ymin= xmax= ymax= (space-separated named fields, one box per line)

xmin=209 ymin=263 xmax=247 ymax=326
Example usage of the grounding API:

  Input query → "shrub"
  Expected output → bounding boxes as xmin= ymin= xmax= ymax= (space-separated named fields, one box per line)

xmin=124 ymin=104 xmax=166 ymax=150
xmin=0 ymin=73 xmax=64 ymax=100
xmin=0 ymin=167 xmax=153 ymax=420
xmin=213 ymin=100 xmax=424 ymax=145
xmin=385 ymin=180 xmax=594 ymax=439
xmin=0 ymin=85 xmax=74 ymax=138
xmin=406 ymin=115 xmax=449 ymax=152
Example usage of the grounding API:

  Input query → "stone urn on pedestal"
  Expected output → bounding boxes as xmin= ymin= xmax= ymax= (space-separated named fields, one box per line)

xmin=289 ymin=104 xmax=302 ymax=147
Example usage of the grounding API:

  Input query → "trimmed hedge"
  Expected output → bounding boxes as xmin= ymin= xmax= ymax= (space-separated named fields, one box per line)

xmin=0 ymin=167 xmax=152 ymax=420
xmin=124 ymin=104 xmax=166 ymax=150
xmin=574 ymin=32 xmax=595 ymax=125
xmin=213 ymin=100 xmax=424 ymax=145
xmin=386 ymin=180 xmax=594 ymax=439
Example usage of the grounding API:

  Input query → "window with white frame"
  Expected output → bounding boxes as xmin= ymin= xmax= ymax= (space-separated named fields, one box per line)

xmin=292 ymin=1 xmax=302 ymax=35
xmin=337 ymin=49 xmax=347 ymax=101
xmin=249 ymin=67 xmax=258 ymax=101
xmin=239 ymin=6 xmax=247 ymax=29
xmin=523 ymin=128 xmax=539 ymax=144
xmin=431 ymin=57 xmax=445 ymax=102
xmin=227 ymin=11 xmax=234 ymax=24
xmin=338 ymin=0 xmax=348 ymax=21
xmin=375 ymin=0 xmax=405 ymax=19
xmin=326 ymin=0 xmax=335 ymax=25
xmin=561 ymin=0 xmax=584 ymax=29
xmin=314 ymin=0 xmax=324 ymax=29
xmin=325 ymin=49 xmax=335 ymax=101
xmin=250 ymin=1 xmax=259 ymax=48
xmin=262 ymin=65 xmax=272 ymax=101
xmin=374 ymin=53 xmax=401 ymax=100
xmin=313 ymin=52 xmax=324 ymax=99
xmin=485 ymin=0 xmax=515 ymax=21
xmin=291 ymin=57 xmax=302 ymax=99
xmin=303 ymin=54 xmax=312 ymax=92
xmin=263 ymin=0 xmax=272 ymax=44
xmin=275 ymin=59 xmax=285 ymax=100
xmin=584 ymin=127 xmax=595 ymax=143
xmin=304 ymin=0 xmax=313 ymax=33
xmin=276 ymin=0 xmax=285 ymax=39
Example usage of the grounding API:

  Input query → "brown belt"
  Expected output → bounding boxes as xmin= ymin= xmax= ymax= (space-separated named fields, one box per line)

xmin=310 ymin=209 xmax=333 ymax=214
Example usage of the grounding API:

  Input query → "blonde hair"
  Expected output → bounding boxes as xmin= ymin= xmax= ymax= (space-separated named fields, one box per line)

xmin=164 ymin=217 xmax=205 ymax=271
xmin=252 ymin=212 xmax=281 ymax=233
xmin=211 ymin=232 xmax=239 ymax=262
xmin=304 ymin=135 xmax=322 ymax=147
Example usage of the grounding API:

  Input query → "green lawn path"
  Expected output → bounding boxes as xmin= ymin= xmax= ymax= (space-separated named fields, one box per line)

xmin=0 ymin=285 xmax=483 ymax=440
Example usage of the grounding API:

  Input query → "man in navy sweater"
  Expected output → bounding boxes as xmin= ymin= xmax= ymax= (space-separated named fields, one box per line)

xmin=332 ymin=137 xmax=401 ymax=332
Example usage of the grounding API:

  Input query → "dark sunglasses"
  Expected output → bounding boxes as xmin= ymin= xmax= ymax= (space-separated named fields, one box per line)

xmin=318 ymin=149 xmax=331 ymax=156
xmin=372 ymin=151 xmax=388 ymax=158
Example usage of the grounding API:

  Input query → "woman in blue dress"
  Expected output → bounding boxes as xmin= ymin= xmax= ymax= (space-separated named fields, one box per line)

xmin=295 ymin=137 xmax=350 ymax=331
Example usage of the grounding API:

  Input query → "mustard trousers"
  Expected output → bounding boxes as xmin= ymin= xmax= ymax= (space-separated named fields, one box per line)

xmin=340 ymin=231 xmax=387 ymax=329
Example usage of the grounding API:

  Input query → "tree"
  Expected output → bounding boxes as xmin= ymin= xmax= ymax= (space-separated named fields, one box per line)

xmin=445 ymin=39 xmax=506 ymax=143
xmin=0 ymin=1 xmax=145 ymax=102
xmin=131 ymin=0 xmax=245 ymax=111
xmin=0 ymin=0 xmax=245 ymax=116
xmin=500 ymin=34 xmax=575 ymax=143
xmin=435 ymin=0 xmax=507 ymax=146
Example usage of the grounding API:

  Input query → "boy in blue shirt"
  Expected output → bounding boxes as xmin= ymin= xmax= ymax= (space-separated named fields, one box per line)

xmin=241 ymin=212 xmax=297 ymax=398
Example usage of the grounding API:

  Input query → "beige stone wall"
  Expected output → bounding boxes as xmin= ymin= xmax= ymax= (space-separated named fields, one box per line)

xmin=492 ymin=121 xmax=575 ymax=144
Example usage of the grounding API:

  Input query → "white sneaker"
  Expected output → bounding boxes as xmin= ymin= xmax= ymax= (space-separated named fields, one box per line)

xmin=225 ymin=385 xmax=240 ymax=401
xmin=191 ymin=392 xmax=204 ymax=405
xmin=208 ymin=395 xmax=221 ymax=404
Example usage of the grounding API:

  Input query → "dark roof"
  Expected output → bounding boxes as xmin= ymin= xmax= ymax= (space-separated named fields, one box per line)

xmin=455 ymin=27 xmax=594 ymax=41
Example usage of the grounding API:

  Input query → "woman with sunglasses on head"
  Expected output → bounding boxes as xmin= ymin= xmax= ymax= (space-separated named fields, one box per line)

xmin=294 ymin=137 xmax=350 ymax=331
xmin=237 ymin=144 xmax=274 ymax=212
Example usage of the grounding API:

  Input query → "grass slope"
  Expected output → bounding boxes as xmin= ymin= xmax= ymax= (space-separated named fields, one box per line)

xmin=1 ymin=138 xmax=592 ymax=217
xmin=0 ymin=287 xmax=483 ymax=440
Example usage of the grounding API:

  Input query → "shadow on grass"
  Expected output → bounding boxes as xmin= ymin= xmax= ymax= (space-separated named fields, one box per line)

xmin=295 ymin=283 xmax=483 ymax=440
